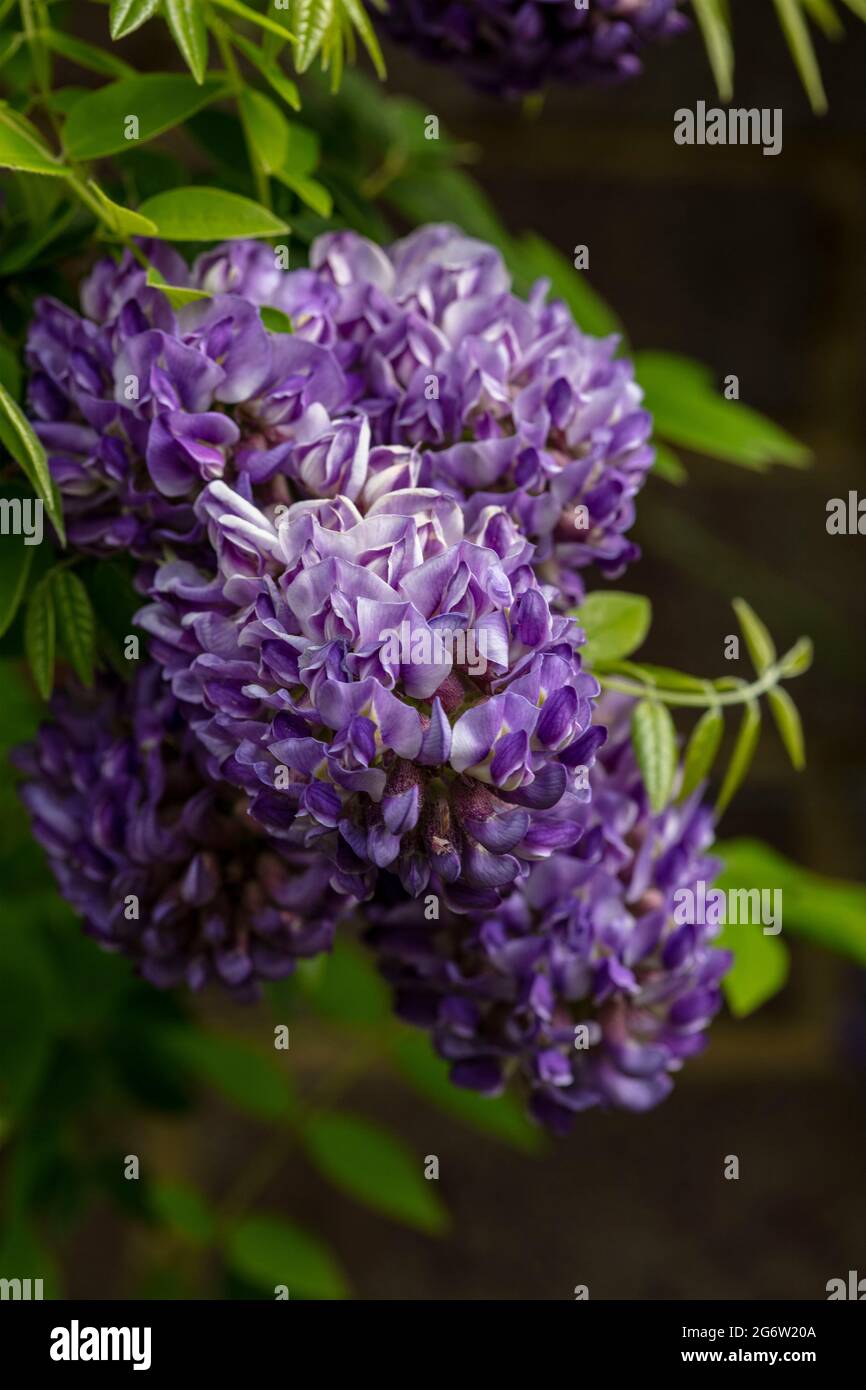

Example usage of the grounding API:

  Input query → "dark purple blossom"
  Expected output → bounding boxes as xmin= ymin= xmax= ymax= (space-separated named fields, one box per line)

xmin=366 ymin=698 xmax=731 ymax=1131
xmin=13 ymin=665 xmax=351 ymax=999
xmin=138 ymin=486 xmax=600 ymax=909
xmin=375 ymin=0 xmax=687 ymax=99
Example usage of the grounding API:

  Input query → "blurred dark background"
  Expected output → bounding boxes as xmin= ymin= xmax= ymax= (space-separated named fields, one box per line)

xmin=15 ymin=1 xmax=866 ymax=1299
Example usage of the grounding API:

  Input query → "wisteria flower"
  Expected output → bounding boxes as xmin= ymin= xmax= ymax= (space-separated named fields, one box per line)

xmin=27 ymin=227 xmax=653 ymax=599
xmin=375 ymin=0 xmax=688 ymax=98
xmin=13 ymin=664 xmax=351 ymax=999
xmin=366 ymin=698 xmax=731 ymax=1132
xmin=139 ymin=484 xmax=600 ymax=910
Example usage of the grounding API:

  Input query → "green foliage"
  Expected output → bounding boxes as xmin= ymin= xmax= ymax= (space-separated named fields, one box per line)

xmin=721 ymin=838 xmax=866 ymax=967
xmin=631 ymin=699 xmax=678 ymax=814
xmin=0 ymin=379 xmax=64 ymax=538
xmin=0 ymin=103 xmax=64 ymax=175
xmin=109 ymin=0 xmax=160 ymax=42
xmin=573 ymin=592 xmax=651 ymax=666
xmin=678 ymin=707 xmax=724 ymax=803
xmin=717 ymin=916 xmax=790 ymax=1017
xmin=164 ymin=0 xmax=210 ymax=85
xmin=635 ymin=353 xmax=811 ymax=473
xmin=595 ymin=599 xmax=812 ymax=818
xmin=226 ymin=1214 xmax=349 ymax=1299
xmin=160 ymin=1027 xmax=297 ymax=1122
xmin=23 ymin=574 xmax=55 ymax=699
xmin=149 ymin=1181 xmax=216 ymax=1246
xmin=693 ymin=0 xmax=866 ymax=112
xmin=63 ymin=74 xmax=228 ymax=159
xmin=302 ymin=1112 xmax=448 ymax=1233
xmin=50 ymin=569 xmax=95 ymax=686
xmin=138 ymin=185 xmax=289 ymax=239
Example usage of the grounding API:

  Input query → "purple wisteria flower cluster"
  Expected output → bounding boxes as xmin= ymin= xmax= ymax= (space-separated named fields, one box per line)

xmin=17 ymin=224 xmax=729 ymax=1127
xmin=14 ymin=665 xmax=349 ymax=1000
xmin=26 ymin=225 xmax=654 ymax=600
xmin=368 ymin=699 xmax=731 ymax=1132
xmin=375 ymin=0 xmax=688 ymax=99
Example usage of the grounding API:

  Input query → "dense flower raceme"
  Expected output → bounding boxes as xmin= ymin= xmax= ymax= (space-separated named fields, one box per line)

xmin=138 ymin=481 xmax=601 ymax=911
xmin=26 ymin=226 xmax=654 ymax=598
xmin=13 ymin=664 xmax=351 ymax=999
xmin=375 ymin=0 xmax=687 ymax=98
xmin=366 ymin=699 xmax=731 ymax=1132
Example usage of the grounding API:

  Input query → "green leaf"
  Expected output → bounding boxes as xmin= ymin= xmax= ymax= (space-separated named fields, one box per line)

xmin=283 ymin=121 xmax=320 ymax=175
xmin=510 ymin=232 xmax=623 ymax=340
xmin=636 ymin=351 xmax=811 ymax=471
xmin=393 ymin=1032 xmax=543 ymax=1153
xmin=25 ymin=578 xmax=55 ymax=701
xmin=678 ymin=706 xmax=724 ymax=801
xmin=63 ymin=75 xmax=227 ymax=161
xmin=301 ymin=938 xmax=390 ymax=1024
xmin=239 ymin=88 xmax=289 ymax=172
xmin=800 ymin=0 xmax=845 ymax=38
xmin=37 ymin=29 xmax=136 ymax=78
xmin=767 ymin=686 xmax=806 ymax=770
xmin=772 ymin=0 xmax=828 ymax=113
xmin=260 ymin=305 xmax=294 ymax=333
xmin=574 ymin=591 xmax=651 ymax=665
xmin=732 ymin=596 xmax=776 ymax=674
xmin=88 ymin=180 xmax=159 ymax=237
xmin=715 ymin=699 xmax=761 ymax=817
xmin=232 ymin=37 xmax=302 ymax=111
xmin=631 ymin=699 xmax=678 ymax=813
xmin=338 ymin=0 xmax=387 ymax=79
xmin=293 ymin=0 xmax=337 ymax=72
xmin=652 ymin=442 xmax=688 ymax=485
xmin=145 ymin=266 xmax=211 ymax=306
xmin=303 ymin=1112 xmax=448 ymax=1233
xmin=50 ymin=570 xmax=95 ymax=686
xmin=110 ymin=0 xmax=161 ymax=41
xmin=138 ymin=186 xmax=289 ymax=240
xmin=164 ymin=0 xmax=209 ymax=84
xmin=274 ymin=170 xmax=332 ymax=217
xmin=0 ymin=102 xmax=63 ymax=175
xmin=226 ymin=1215 xmax=348 ymax=1299
xmin=692 ymin=0 xmax=734 ymax=100
xmin=161 ymin=1027 xmax=295 ymax=1122
xmin=211 ymin=0 xmax=297 ymax=41
xmin=0 ymin=515 xmax=34 ymax=639
xmin=717 ymin=837 xmax=866 ymax=966
xmin=839 ymin=0 xmax=866 ymax=20
xmin=150 ymin=1181 xmax=215 ymax=1245
xmin=778 ymin=636 xmax=813 ymax=678
xmin=717 ymin=918 xmax=790 ymax=1016
xmin=0 ymin=380 xmax=64 ymax=542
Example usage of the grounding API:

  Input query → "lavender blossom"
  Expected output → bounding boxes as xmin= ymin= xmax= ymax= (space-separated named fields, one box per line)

xmin=138 ymin=485 xmax=600 ymax=910
xmin=376 ymin=0 xmax=688 ymax=99
xmin=203 ymin=225 xmax=657 ymax=601
xmin=366 ymin=698 xmax=731 ymax=1132
xmin=13 ymin=665 xmax=350 ymax=999
xmin=27 ymin=228 xmax=653 ymax=598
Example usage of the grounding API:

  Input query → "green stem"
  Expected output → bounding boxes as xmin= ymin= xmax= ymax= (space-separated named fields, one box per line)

xmin=599 ymin=647 xmax=803 ymax=709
